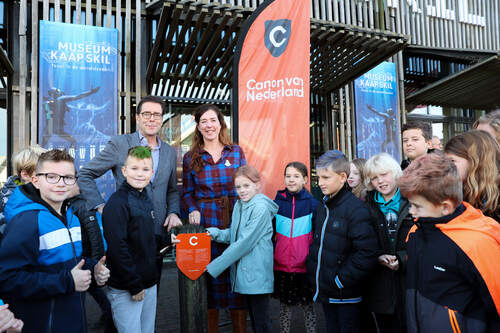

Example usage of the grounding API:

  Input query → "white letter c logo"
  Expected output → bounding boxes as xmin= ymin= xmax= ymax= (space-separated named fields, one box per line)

xmin=270 ymin=26 xmax=287 ymax=47
xmin=189 ymin=236 xmax=198 ymax=246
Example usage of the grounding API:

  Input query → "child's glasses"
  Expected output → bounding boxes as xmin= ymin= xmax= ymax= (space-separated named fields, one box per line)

xmin=36 ymin=173 xmax=77 ymax=185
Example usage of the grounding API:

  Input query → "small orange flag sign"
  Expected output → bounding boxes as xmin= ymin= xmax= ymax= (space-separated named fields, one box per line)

xmin=176 ymin=233 xmax=211 ymax=280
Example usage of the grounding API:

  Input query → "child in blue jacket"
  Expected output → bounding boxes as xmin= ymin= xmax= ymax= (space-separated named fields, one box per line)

xmin=0 ymin=149 xmax=109 ymax=333
xmin=206 ymin=165 xmax=278 ymax=333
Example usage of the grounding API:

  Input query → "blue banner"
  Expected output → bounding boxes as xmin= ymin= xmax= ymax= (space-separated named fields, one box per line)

xmin=354 ymin=62 xmax=400 ymax=161
xmin=38 ymin=21 xmax=118 ymax=201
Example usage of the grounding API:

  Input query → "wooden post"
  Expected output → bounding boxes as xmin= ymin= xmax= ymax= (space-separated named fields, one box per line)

xmin=176 ymin=224 xmax=208 ymax=333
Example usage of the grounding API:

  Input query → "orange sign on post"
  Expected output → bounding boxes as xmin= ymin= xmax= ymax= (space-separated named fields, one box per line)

xmin=176 ymin=233 xmax=211 ymax=280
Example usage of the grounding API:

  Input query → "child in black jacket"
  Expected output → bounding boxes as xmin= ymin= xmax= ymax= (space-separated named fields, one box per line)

xmin=363 ymin=153 xmax=413 ymax=333
xmin=103 ymin=146 xmax=168 ymax=333
xmin=306 ymin=150 xmax=378 ymax=333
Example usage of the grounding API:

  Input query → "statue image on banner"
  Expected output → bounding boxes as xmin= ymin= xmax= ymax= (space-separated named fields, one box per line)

xmin=366 ymin=104 xmax=397 ymax=152
xmin=354 ymin=62 xmax=400 ymax=161
xmin=41 ymin=86 xmax=100 ymax=146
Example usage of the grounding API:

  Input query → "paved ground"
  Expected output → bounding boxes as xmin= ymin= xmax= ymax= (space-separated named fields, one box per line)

xmin=86 ymin=263 xmax=327 ymax=332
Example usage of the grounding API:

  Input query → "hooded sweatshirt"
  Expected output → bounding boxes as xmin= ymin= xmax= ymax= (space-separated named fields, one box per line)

xmin=0 ymin=183 xmax=91 ymax=333
xmin=206 ymin=193 xmax=278 ymax=295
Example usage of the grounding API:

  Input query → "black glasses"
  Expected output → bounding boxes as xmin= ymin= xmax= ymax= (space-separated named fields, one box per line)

xmin=36 ymin=173 xmax=78 ymax=185
xmin=139 ymin=112 xmax=162 ymax=120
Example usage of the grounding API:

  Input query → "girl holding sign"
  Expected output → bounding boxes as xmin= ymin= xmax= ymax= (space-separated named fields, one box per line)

xmin=206 ymin=165 xmax=278 ymax=333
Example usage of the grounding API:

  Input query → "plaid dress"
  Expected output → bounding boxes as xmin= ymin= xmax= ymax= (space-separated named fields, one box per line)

xmin=182 ymin=145 xmax=246 ymax=309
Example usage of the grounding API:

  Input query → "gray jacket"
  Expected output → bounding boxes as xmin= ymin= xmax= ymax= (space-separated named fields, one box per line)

xmin=78 ymin=132 xmax=180 ymax=235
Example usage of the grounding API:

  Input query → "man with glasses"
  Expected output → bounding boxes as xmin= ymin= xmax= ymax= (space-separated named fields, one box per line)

xmin=0 ymin=149 xmax=109 ymax=333
xmin=78 ymin=95 xmax=182 ymax=275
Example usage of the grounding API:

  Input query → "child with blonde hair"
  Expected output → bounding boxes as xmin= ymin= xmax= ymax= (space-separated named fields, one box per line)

xmin=348 ymin=158 xmax=367 ymax=200
xmin=0 ymin=145 xmax=47 ymax=241
xmin=445 ymin=130 xmax=500 ymax=221
xmin=363 ymin=153 xmax=413 ymax=333
xmin=206 ymin=165 xmax=278 ymax=333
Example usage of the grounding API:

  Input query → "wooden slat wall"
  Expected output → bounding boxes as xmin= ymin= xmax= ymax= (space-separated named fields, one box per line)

xmin=12 ymin=0 xmax=500 ymax=154
xmin=15 ymin=0 xmax=142 ymax=149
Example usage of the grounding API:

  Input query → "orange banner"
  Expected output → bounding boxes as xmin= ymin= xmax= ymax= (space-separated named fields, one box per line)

xmin=176 ymin=233 xmax=211 ymax=280
xmin=233 ymin=0 xmax=310 ymax=197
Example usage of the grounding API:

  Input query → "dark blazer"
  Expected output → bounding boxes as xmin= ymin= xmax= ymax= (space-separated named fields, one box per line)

xmin=78 ymin=131 xmax=180 ymax=235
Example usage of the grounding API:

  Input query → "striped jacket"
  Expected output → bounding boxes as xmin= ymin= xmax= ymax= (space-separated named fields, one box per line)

xmin=0 ymin=183 xmax=92 ymax=333
xmin=273 ymin=188 xmax=318 ymax=273
xmin=406 ymin=202 xmax=500 ymax=333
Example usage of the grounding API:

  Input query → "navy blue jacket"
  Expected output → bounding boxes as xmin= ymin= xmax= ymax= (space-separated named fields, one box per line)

xmin=0 ymin=183 xmax=93 ymax=333
xmin=306 ymin=185 xmax=378 ymax=304
xmin=103 ymin=182 xmax=160 ymax=295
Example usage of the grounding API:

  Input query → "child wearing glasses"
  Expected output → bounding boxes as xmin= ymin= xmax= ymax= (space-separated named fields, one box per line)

xmin=0 ymin=149 xmax=109 ymax=333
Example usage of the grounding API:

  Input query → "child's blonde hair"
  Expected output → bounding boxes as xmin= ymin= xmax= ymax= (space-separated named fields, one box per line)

xmin=444 ymin=130 xmax=500 ymax=215
xmin=364 ymin=153 xmax=403 ymax=190
xmin=234 ymin=165 xmax=261 ymax=184
xmin=12 ymin=145 xmax=47 ymax=176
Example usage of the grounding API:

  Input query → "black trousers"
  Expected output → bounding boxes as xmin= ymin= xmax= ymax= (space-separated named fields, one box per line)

xmin=247 ymin=294 xmax=272 ymax=333
xmin=322 ymin=302 xmax=361 ymax=333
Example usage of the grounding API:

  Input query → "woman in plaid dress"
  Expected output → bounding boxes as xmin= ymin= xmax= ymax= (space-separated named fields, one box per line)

xmin=182 ymin=104 xmax=247 ymax=333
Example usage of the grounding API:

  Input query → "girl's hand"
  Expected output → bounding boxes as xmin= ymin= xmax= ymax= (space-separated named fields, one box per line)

xmin=378 ymin=254 xmax=397 ymax=270
xmin=189 ymin=210 xmax=201 ymax=225
xmin=387 ymin=257 xmax=399 ymax=271
xmin=171 ymin=233 xmax=180 ymax=245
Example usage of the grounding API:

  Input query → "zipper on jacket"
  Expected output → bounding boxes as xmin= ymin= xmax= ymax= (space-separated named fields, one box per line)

xmin=313 ymin=203 xmax=329 ymax=302
xmin=47 ymin=298 xmax=55 ymax=333
xmin=67 ymin=214 xmax=88 ymax=333
xmin=290 ymin=196 xmax=295 ymax=238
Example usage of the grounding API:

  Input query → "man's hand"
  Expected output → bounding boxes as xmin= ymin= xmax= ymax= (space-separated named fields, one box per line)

xmin=163 ymin=213 xmax=182 ymax=231
xmin=131 ymin=290 xmax=145 ymax=302
xmin=94 ymin=256 xmax=110 ymax=286
xmin=71 ymin=259 xmax=92 ymax=292
xmin=188 ymin=210 xmax=201 ymax=225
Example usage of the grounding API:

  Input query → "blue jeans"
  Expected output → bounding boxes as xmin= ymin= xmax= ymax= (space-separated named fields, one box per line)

xmin=105 ymin=285 xmax=157 ymax=333
xmin=322 ymin=302 xmax=361 ymax=333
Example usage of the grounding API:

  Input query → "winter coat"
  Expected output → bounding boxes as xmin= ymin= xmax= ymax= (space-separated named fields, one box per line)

xmin=0 ymin=175 xmax=22 ymax=242
xmin=364 ymin=190 xmax=414 ymax=316
xmin=206 ymin=193 xmax=278 ymax=295
xmin=273 ymin=188 xmax=318 ymax=273
xmin=406 ymin=202 xmax=500 ymax=333
xmin=0 ymin=183 xmax=94 ymax=333
xmin=306 ymin=185 xmax=378 ymax=304
xmin=103 ymin=182 xmax=160 ymax=296
xmin=69 ymin=195 xmax=106 ymax=261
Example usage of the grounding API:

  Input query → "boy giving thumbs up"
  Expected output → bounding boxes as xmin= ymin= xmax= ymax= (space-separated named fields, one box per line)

xmin=0 ymin=149 xmax=110 ymax=333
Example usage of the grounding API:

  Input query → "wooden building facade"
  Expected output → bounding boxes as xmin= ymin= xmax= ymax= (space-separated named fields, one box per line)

xmin=2 ymin=0 xmax=499 ymax=174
